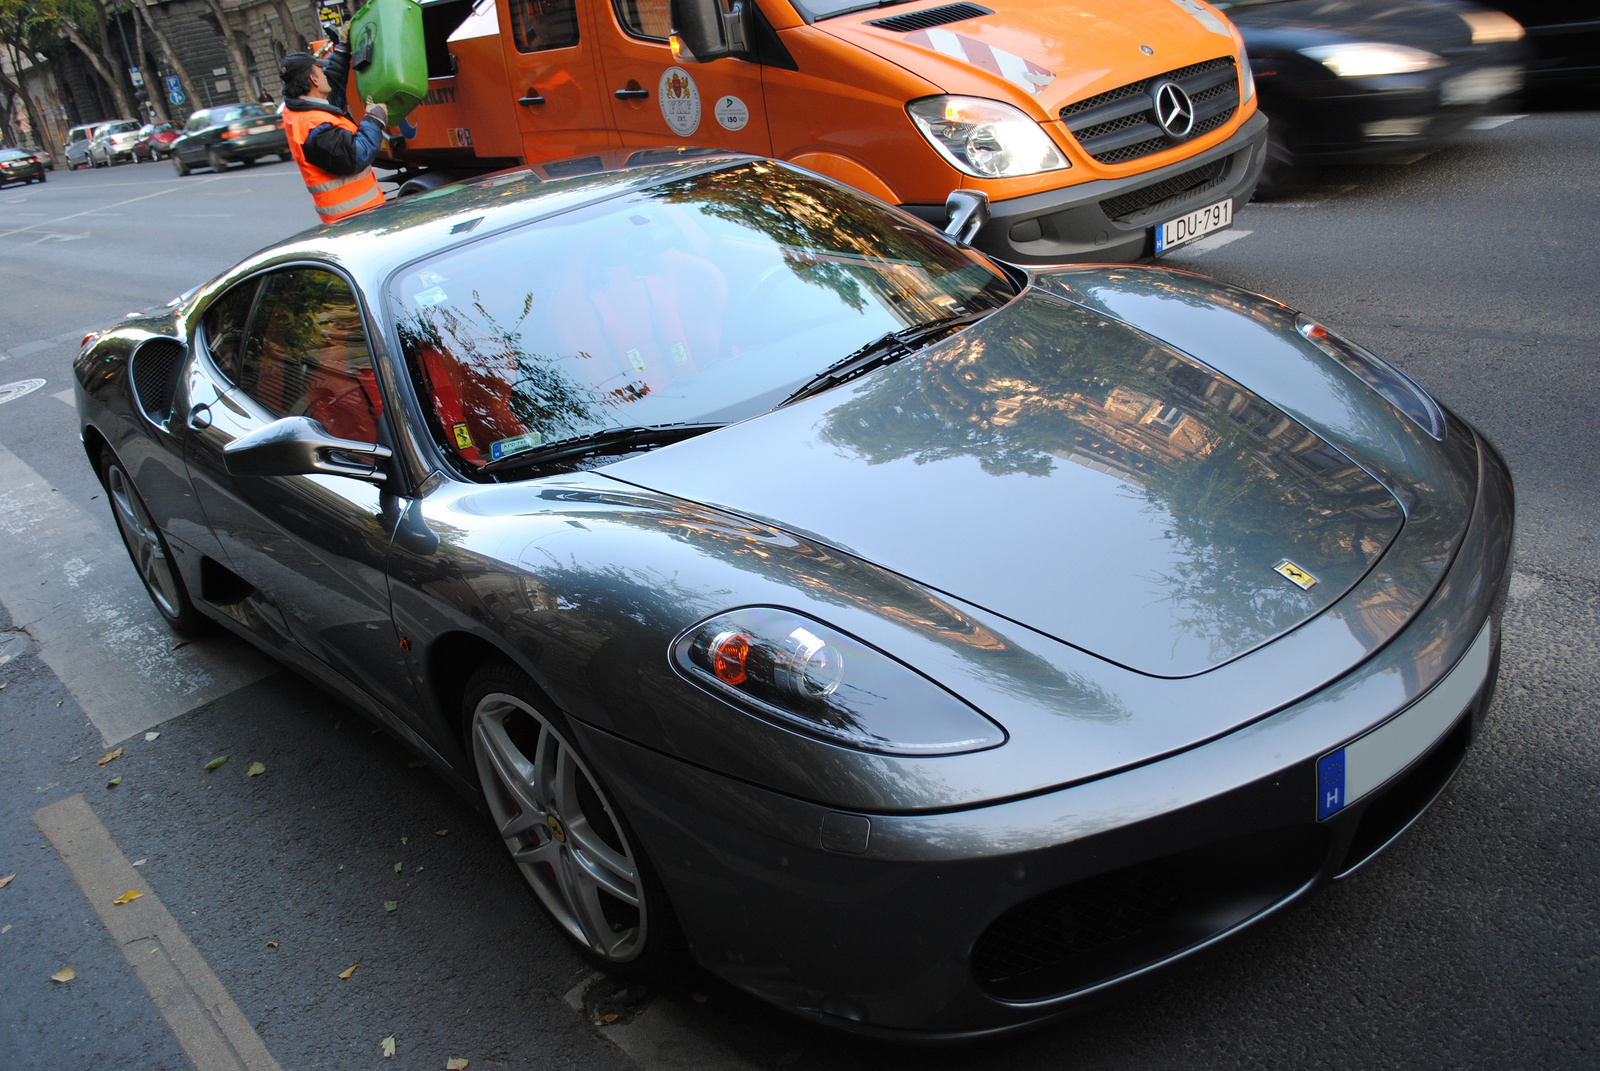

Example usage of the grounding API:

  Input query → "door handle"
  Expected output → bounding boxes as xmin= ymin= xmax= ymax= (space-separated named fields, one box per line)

xmin=187 ymin=403 xmax=212 ymax=431
xmin=614 ymin=88 xmax=650 ymax=100
xmin=517 ymin=94 xmax=545 ymax=106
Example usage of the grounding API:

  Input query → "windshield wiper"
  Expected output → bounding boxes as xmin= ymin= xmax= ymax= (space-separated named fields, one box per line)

xmin=477 ymin=422 xmax=726 ymax=475
xmin=780 ymin=310 xmax=991 ymax=408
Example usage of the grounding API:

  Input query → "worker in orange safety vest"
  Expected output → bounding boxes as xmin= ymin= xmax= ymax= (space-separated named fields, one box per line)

xmin=278 ymin=39 xmax=388 ymax=225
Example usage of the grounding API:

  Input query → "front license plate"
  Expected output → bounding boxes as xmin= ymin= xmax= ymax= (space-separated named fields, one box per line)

xmin=1441 ymin=66 xmax=1521 ymax=106
xmin=1154 ymin=198 xmax=1232 ymax=254
xmin=1316 ymin=622 xmax=1492 ymax=820
xmin=247 ymin=125 xmax=274 ymax=135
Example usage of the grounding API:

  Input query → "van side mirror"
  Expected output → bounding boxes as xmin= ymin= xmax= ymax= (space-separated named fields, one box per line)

xmin=943 ymin=190 xmax=990 ymax=246
xmin=668 ymin=0 xmax=753 ymax=63
xmin=224 ymin=416 xmax=392 ymax=484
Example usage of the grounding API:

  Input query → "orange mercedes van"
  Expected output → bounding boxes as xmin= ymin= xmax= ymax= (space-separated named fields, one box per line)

xmin=372 ymin=0 xmax=1267 ymax=261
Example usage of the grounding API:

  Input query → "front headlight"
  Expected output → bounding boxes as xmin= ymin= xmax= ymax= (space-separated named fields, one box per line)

xmin=1237 ymin=43 xmax=1256 ymax=103
xmin=907 ymin=97 xmax=1070 ymax=179
xmin=673 ymin=607 xmax=1006 ymax=755
xmin=1461 ymin=9 xmax=1523 ymax=44
xmin=1299 ymin=42 xmax=1444 ymax=78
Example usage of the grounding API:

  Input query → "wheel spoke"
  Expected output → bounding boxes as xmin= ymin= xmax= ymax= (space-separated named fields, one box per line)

xmin=475 ymin=716 xmax=547 ymax=838
xmin=558 ymin=850 xmax=626 ymax=955
xmin=566 ymin=821 xmax=638 ymax=902
xmin=567 ymin=840 xmax=639 ymax=907
xmin=511 ymin=837 xmax=562 ymax=869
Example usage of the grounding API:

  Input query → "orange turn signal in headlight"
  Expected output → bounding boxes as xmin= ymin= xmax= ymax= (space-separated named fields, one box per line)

xmin=711 ymin=631 xmax=750 ymax=685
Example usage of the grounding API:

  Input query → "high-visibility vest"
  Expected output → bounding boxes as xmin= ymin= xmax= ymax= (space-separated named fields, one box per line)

xmin=282 ymin=105 xmax=384 ymax=224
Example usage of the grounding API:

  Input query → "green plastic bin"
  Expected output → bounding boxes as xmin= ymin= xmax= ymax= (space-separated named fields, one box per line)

xmin=349 ymin=0 xmax=428 ymax=124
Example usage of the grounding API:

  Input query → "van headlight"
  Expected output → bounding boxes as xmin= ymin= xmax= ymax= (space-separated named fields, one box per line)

xmin=1300 ymin=43 xmax=1444 ymax=78
xmin=908 ymin=97 xmax=1070 ymax=179
xmin=673 ymin=607 xmax=1006 ymax=755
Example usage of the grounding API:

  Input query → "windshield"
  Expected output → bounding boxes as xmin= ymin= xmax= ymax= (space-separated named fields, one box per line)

xmin=0 ymin=150 xmax=27 ymax=161
xmin=392 ymin=161 xmax=1015 ymax=474
xmin=790 ymin=0 xmax=900 ymax=20
xmin=105 ymin=121 xmax=140 ymax=134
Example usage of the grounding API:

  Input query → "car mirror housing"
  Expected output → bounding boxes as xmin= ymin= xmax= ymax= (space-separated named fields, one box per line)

xmin=223 ymin=416 xmax=393 ymax=483
xmin=668 ymin=0 xmax=752 ymax=63
xmin=943 ymin=189 xmax=990 ymax=246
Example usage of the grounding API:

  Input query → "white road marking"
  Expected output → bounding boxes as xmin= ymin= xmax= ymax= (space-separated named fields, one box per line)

xmin=0 ymin=440 xmax=271 ymax=745
xmin=172 ymin=214 xmax=237 ymax=218
xmin=52 ymin=388 xmax=75 ymax=407
xmin=0 ymin=177 xmax=220 ymax=240
xmin=0 ymin=327 xmax=99 ymax=363
xmin=563 ymin=973 xmax=758 ymax=1071
xmin=35 ymin=795 xmax=286 ymax=1071
xmin=1469 ymin=114 xmax=1525 ymax=130
xmin=1175 ymin=228 xmax=1253 ymax=255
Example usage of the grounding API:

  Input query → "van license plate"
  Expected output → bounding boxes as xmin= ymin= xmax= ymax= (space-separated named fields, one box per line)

xmin=1154 ymin=198 xmax=1232 ymax=254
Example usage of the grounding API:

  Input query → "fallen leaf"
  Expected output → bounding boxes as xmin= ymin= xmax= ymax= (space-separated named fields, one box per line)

xmin=247 ymin=762 xmax=265 ymax=777
xmin=384 ymin=901 xmax=398 ymax=912
xmin=112 ymin=890 xmax=142 ymax=905
xmin=0 ymin=873 xmax=14 ymax=890
xmin=266 ymin=941 xmax=278 ymax=948
xmin=416 ymin=866 xmax=424 ymax=872
xmin=393 ymin=862 xmax=402 ymax=873
xmin=381 ymin=1035 xmax=396 ymax=1058
xmin=145 ymin=732 xmax=160 ymax=742
xmin=777 ymin=1051 xmax=802 ymax=1066
xmin=447 ymin=1060 xmax=469 ymax=1070
xmin=96 ymin=747 xmax=122 ymax=766
xmin=171 ymin=640 xmax=191 ymax=651
xmin=0 ymin=682 xmax=8 ymax=690
xmin=600 ymin=1013 xmax=618 ymax=1024
xmin=434 ymin=829 xmax=448 ymax=837
xmin=339 ymin=963 xmax=359 ymax=980
xmin=2 ymin=924 xmax=11 ymax=933
xmin=51 ymin=968 xmax=76 ymax=983
xmin=132 ymin=859 xmax=146 ymax=867
xmin=56 ymin=700 xmax=63 ymax=707
xmin=691 ymin=991 xmax=708 ymax=1003
xmin=106 ymin=777 xmax=122 ymax=788
xmin=407 ymin=760 xmax=425 ymax=768
xmin=400 ymin=838 xmax=408 ymax=845
xmin=204 ymin=756 xmax=228 ymax=771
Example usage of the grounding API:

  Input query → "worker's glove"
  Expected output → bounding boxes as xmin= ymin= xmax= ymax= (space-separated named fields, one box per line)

xmin=322 ymin=23 xmax=341 ymax=45
xmin=364 ymin=98 xmax=389 ymax=128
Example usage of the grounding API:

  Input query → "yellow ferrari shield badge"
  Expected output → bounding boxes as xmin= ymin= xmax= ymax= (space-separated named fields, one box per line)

xmin=452 ymin=423 xmax=473 ymax=450
xmin=1273 ymin=559 xmax=1318 ymax=590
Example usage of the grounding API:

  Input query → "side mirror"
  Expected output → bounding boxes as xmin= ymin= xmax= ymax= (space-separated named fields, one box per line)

xmin=943 ymin=190 xmax=990 ymax=247
xmin=668 ymin=0 xmax=752 ymax=63
xmin=224 ymin=416 xmax=393 ymax=484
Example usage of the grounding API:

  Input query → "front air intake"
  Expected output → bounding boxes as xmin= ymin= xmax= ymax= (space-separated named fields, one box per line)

xmin=129 ymin=338 xmax=185 ymax=426
xmin=868 ymin=3 xmax=992 ymax=32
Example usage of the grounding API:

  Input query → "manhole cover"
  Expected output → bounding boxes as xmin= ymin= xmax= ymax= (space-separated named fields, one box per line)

xmin=0 ymin=378 xmax=46 ymax=405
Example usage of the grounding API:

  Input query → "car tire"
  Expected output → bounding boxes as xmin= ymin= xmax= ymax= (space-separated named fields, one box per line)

xmin=241 ymin=157 xmax=256 ymax=168
xmin=173 ymin=154 xmax=190 ymax=177
xmin=207 ymin=149 xmax=228 ymax=172
xmin=100 ymin=451 xmax=209 ymax=637
xmin=278 ymin=153 xmax=293 ymax=163
xmin=465 ymin=660 xmax=686 ymax=979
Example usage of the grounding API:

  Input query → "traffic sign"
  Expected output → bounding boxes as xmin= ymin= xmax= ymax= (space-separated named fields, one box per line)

xmin=165 ymin=74 xmax=184 ymax=106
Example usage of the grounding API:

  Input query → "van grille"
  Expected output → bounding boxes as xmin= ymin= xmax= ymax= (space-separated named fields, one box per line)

xmin=1061 ymin=57 xmax=1239 ymax=166
xmin=868 ymin=3 xmax=992 ymax=32
xmin=1098 ymin=159 xmax=1229 ymax=222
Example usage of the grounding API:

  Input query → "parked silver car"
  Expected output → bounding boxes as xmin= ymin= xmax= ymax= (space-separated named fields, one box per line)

xmin=89 ymin=119 xmax=142 ymax=167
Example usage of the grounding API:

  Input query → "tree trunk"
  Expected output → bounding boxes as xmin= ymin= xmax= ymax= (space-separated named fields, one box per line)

xmin=128 ymin=0 xmax=200 ymax=116
xmin=85 ymin=0 xmax=136 ymax=116
xmin=56 ymin=19 xmax=135 ymax=117
xmin=200 ymin=0 xmax=253 ymax=103
xmin=129 ymin=3 xmax=164 ymax=121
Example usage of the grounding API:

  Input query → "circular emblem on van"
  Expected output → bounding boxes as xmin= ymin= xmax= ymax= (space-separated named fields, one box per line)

xmin=659 ymin=67 xmax=702 ymax=137
xmin=1140 ymin=44 xmax=1154 ymax=55
xmin=714 ymin=95 xmax=749 ymax=131
xmin=1151 ymin=80 xmax=1195 ymax=138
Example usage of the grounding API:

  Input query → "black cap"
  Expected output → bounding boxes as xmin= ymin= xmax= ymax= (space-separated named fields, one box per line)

xmin=278 ymin=52 xmax=327 ymax=85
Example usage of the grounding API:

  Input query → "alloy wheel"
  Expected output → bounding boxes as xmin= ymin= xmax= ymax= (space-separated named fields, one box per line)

xmin=106 ymin=464 xmax=183 ymax=619
xmin=472 ymin=692 xmax=647 ymax=962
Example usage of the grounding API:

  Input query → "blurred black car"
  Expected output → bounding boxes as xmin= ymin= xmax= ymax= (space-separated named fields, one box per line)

xmin=170 ymin=104 xmax=290 ymax=176
xmin=1221 ymin=0 xmax=1527 ymax=188
xmin=0 ymin=148 xmax=46 ymax=186
xmin=1487 ymin=1 xmax=1599 ymax=96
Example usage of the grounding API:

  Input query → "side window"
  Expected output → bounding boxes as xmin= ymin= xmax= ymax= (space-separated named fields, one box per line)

xmin=510 ymin=0 xmax=580 ymax=52
xmin=199 ymin=280 xmax=260 ymax=383
xmin=238 ymin=269 xmax=385 ymax=444
xmin=612 ymin=0 xmax=670 ymax=39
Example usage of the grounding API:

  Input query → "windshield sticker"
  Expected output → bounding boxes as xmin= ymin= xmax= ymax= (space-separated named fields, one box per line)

xmin=659 ymin=68 xmax=702 ymax=137
xmin=490 ymin=431 xmax=542 ymax=461
xmin=414 ymin=286 xmax=450 ymax=308
xmin=1168 ymin=0 xmax=1233 ymax=38
xmin=670 ymin=342 xmax=689 ymax=366
xmin=627 ymin=348 xmax=647 ymax=372
xmin=714 ymin=95 xmax=749 ymax=131
xmin=903 ymin=29 xmax=1055 ymax=95
xmin=452 ymin=423 xmax=474 ymax=450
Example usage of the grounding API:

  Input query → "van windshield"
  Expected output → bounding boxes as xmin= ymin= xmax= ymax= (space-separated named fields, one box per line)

xmin=794 ymin=0 xmax=911 ymax=20
xmin=392 ymin=161 xmax=1016 ymax=474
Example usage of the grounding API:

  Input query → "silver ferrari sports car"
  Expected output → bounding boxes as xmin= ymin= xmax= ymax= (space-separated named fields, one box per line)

xmin=75 ymin=155 xmax=1512 ymax=1039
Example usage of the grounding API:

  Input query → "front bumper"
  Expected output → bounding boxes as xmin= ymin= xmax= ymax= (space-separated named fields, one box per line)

xmin=575 ymin=422 xmax=1513 ymax=1038
xmin=904 ymin=111 xmax=1268 ymax=266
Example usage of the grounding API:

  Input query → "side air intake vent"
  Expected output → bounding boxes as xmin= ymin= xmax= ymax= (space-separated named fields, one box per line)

xmin=868 ymin=3 xmax=992 ymax=32
xmin=129 ymin=338 xmax=185 ymax=426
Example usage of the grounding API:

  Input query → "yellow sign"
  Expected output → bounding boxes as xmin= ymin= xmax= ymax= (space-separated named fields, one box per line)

xmin=1273 ymin=559 xmax=1318 ymax=590
xmin=452 ymin=423 xmax=473 ymax=450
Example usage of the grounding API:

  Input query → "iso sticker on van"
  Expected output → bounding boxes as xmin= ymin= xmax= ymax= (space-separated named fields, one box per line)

xmin=715 ymin=96 xmax=749 ymax=132
xmin=660 ymin=68 xmax=702 ymax=137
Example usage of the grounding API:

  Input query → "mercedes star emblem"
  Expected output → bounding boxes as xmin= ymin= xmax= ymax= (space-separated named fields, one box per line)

xmin=1152 ymin=81 xmax=1195 ymax=138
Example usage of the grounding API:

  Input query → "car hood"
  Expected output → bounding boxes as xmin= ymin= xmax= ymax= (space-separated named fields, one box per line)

xmin=1228 ymin=0 xmax=1475 ymax=51
xmin=819 ymin=0 xmax=1240 ymax=114
xmin=605 ymin=288 xmax=1404 ymax=678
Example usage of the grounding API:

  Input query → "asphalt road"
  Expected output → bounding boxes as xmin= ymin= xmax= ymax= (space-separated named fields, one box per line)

xmin=1 ymin=120 xmax=1596 ymax=1071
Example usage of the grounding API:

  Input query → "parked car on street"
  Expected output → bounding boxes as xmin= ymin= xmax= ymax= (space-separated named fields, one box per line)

xmin=76 ymin=154 xmax=1512 ymax=1039
xmin=64 ymin=123 xmax=103 ymax=169
xmin=1220 ymin=0 xmax=1527 ymax=189
xmin=169 ymin=104 xmax=289 ymax=175
xmin=0 ymin=147 xmax=46 ymax=185
xmin=132 ymin=122 xmax=180 ymax=162
xmin=30 ymin=147 xmax=55 ymax=171
xmin=89 ymin=118 xmax=143 ymax=166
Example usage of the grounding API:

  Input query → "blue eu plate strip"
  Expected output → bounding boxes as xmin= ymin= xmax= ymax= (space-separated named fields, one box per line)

xmin=1316 ymin=749 xmax=1346 ymax=820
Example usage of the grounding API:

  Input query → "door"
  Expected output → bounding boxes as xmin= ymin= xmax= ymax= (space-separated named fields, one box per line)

xmin=183 ymin=266 xmax=413 ymax=714
xmin=594 ymin=0 xmax=771 ymax=157
xmin=500 ymin=0 xmax=618 ymax=164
